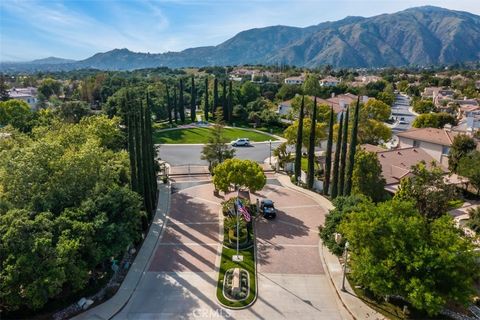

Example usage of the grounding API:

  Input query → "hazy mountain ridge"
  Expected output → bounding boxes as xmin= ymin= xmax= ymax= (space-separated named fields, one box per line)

xmin=2 ymin=6 xmax=479 ymax=72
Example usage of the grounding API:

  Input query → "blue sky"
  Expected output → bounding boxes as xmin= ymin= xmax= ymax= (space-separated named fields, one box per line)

xmin=1 ymin=0 xmax=479 ymax=62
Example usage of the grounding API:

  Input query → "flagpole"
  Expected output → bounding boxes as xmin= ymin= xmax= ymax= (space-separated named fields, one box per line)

xmin=236 ymin=190 xmax=239 ymax=257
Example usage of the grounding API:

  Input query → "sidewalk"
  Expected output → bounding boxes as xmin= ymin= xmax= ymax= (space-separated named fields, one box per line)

xmin=72 ymin=182 xmax=171 ymax=320
xmin=277 ymin=172 xmax=385 ymax=320
xmin=321 ymin=245 xmax=387 ymax=320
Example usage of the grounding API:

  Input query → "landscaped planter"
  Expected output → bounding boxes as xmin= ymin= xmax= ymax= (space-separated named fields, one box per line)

xmin=222 ymin=268 xmax=250 ymax=301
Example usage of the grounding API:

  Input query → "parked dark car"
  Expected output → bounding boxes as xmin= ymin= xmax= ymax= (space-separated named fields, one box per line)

xmin=260 ymin=199 xmax=276 ymax=219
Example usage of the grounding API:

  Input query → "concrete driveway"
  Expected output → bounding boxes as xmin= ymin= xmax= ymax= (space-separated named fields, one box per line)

xmin=113 ymin=177 xmax=348 ymax=320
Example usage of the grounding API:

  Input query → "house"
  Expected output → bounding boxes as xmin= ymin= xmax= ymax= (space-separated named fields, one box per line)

xmin=396 ymin=128 xmax=459 ymax=166
xmin=355 ymin=75 xmax=382 ymax=84
xmin=317 ymin=93 xmax=369 ymax=115
xmin=284 ymin=76 xmax=305 ymax=85
xmin=372 ymin=147 xmax=448 ymax=193
xmin=319 ymin=76 xmax=340 ymax=87
xmin=277 ymin=99 xmax=293 ymax=115
xmin=7 ymin=87 xmax=38 ymax=109
xmin=422 ymin=87 xmax=454 ymax=99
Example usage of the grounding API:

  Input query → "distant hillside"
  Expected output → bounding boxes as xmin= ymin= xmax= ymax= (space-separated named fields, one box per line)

xmin=1 ymin=6 xmax=479 ymax=72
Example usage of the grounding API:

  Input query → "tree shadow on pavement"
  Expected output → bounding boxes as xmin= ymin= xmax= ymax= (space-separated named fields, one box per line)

xmin=255 ymin=209 xmax=310 ymax=266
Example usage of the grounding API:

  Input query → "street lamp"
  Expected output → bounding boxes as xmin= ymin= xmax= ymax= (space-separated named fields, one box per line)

xmin=269 ymin=139 xmax=272 ymax=165
xmin=334 ymin=233 xmax=349 ymax=292
xmin=341 ymin=241 xmax=349 ymax=292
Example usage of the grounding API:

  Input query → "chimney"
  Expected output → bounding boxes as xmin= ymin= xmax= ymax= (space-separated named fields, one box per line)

xmin=331 ymin=92 xmax=335 ymax=98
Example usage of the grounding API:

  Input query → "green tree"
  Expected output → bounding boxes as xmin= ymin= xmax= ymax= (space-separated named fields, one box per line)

xmin=213 ymin=77 xmax=219 ymax=113
xmin=344 ymin=99 xmax=359 ymax=195
xmin=323 ymin=107 xmax=334 ymax=196
xmin=319 ymin=194 xmax=369 ymax=255
xmin=413 ymin=100 xmax=436 ymax=114
xmin=222 ymin=80 xmax=227 ymax=121
xmin=190 ymin=75 xmax=196 ymax=122
xmin=340 ymin=200 xmax=479 ymax=316
xmin=0 ymin=210 xmax=65 ymax=311
xmin=307 ymin=98 xmax=317 ymax=189
xmin=276 ymin=83 xmax=301 ymax=101
xmin=331 ymin=113 xmax=343 ymax=198
xmin=240 ymin=81 xmax=260 ymax=106
xmin=0 ymin=99 xmax=33 ymax=132
xmin=467 ymin=206 xmax=480 ymax=233
xmin=56 ymin=101 xmax=91 ymax=123
xmin=412 ymin=112 xmax=456 ymax=129
xmin=0 ymin=75 xmax=9 ymax=101
xmin=213 ymin=158 xmax=266 ymax=193
xmin=294 ymin=96 xmax=305 ymax=181
xmin=351 ymin=150 xmax=387 ymax=202
xmin=228 ymin=81 xmax=233 ymax=122
xmin=338 ymin=108 xmax=349 ymax=195
xmin=179 ymin=78 xmax=185 ymax=122
xmin=165 ymin=84 xmax=172 ymax=124
xmin=457 ymin=151 xmax=480 ymax=195
xmin=173 ymin=86 xmax=178 ymax=123
xmin=394 ymin=162 xmax=456 ymax=220
xmin=38 ymin=78 xmax=62 ymax=99
xmin=273 ymin=142 xmax=292 ymax=169
xmin=397 ymin=80 xmax=409 ymax=92
xmin=448 ymin=135 xmax=476 ymax=172
xmin=201 ymin=110 xmax=235 ymax=171
xmin=204 ymin=78 xmax=209 ymax=121
xmin=362 ymin=98 xmax=391 ymax=122
xmin=302 ymin=74 xmax=320 ymax=96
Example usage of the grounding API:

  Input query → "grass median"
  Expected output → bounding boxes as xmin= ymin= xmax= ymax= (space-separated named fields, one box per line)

xmin=216 ymin=244 xmax=256 ymax=308
xmin=153 ymin=127 xmax=276 ymax=144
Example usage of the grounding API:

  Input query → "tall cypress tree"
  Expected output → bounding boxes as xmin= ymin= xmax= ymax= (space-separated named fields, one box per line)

xmin=345 ymin=98 xmax=360 ymax=195
xmin=338 ymin=108 xmax=349 ymax=196
xmin=323 ymin=106 xmax=334 ymax=195
xmin=307 ymin=97 xmax=317 ymax=189
xmin=173 ymin=86 xmax=178 ymax=123
xmin=228 ymin=80 xmax=233 ymax=122
xmin=331 ymin=113 xmax=344 ymax=199
xmin=126 ymin=89 xmax=138 ymax=193
xmin=179 ymin=78 xmax=185 ymax=123
xmin=204 ymin=77 xmax=209 ymax=122
xmin=140 ymin=99 xmax=152 ymax=216
xmin=222 ymin=80 xmax=227 ymax=121
xmin=213 ymin=77 xmax=218 ymax=113
xmin=190 ymin=75 xmax=196 ymax=122
xmin=134 ymin=101 xmax=146 ymax=202
xmin=145 ymin=91 xmax=157 ymax=212
xmin=166 ymin=84 xmax=172 ymax=124
xmin=294 ymin=96 xmax=305 ymax=182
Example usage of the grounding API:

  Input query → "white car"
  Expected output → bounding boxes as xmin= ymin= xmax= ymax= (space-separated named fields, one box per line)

xmin=231 ymin=138 xmax=250 ymax=147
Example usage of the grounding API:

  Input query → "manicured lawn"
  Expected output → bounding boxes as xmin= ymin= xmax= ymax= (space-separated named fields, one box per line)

xmin=216 ymin=245 xmax=256 ymax=308
xmin=153 ymin=127 xmax=277 ymax=144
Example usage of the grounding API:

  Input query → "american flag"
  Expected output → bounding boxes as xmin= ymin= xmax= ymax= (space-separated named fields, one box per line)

xmin=236 ymin=199 xmax=251 ymax=222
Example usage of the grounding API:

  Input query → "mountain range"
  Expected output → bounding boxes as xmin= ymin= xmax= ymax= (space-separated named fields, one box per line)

xmin=2 ymin=6 xmax=480 ymax=72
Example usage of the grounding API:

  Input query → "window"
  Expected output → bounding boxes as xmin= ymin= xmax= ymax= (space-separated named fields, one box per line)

xmin=413 ymin=140 xmax=420 ymax=147
xmin=442 ymin=146 xmax=450 ymax=155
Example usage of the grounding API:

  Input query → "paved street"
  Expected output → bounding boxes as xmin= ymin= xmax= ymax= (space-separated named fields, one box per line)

xmin=113 ymin=177 xmax=348 ymax=320
xmin=158 ymin=142 xmax=283 ymax=166
xmin=391 ymin=93 xmax=415 ymax=134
